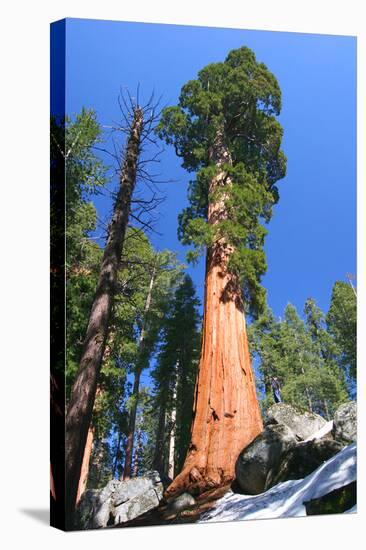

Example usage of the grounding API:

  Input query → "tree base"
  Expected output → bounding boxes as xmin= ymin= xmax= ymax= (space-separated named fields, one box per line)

xmin=164 ymin=463 xmax=234 ymax=500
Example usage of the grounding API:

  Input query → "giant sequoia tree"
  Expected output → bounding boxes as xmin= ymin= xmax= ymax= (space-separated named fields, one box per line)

xmin=157 ymin=46 xmax=286 ymax=496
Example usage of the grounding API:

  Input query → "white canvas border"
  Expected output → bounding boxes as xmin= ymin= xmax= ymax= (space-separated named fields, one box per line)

xmin=0 ymin=1 xmax=363 ymax=549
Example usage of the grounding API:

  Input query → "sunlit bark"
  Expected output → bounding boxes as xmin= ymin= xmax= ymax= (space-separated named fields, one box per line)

xmin=165 ymin=130 xmax=263 ymax=498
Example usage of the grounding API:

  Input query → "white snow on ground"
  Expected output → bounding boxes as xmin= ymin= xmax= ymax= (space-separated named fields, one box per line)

xmin=199 ymin=443 xmax=356 ymax=522
xmin=304 ymin=420 xmax=334 ymax=441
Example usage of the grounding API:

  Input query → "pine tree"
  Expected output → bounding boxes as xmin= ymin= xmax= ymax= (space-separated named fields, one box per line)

xmin=248 ymin=306 xmax=284 ymax=411
xmin=249 ymin=300 xmax=349 ymax=419
xmin=156 ymin=46 xmax=286 ymax=496
xmin=304 ymin=298 xmax=348 ymax=417
xmin=51 ymin=109 xmax=107 ymax=521
xmin=327 ymin=281 xmax=357 ymax=388
xmin=148 ymin=275 xmax=201 ymax=477
xmin=122 ymin=250 xmax=183 ymax=479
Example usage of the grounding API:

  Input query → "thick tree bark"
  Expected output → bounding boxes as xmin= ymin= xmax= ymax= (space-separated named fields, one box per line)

xmin=50 ymin=372 xmax=65 ymax=525
xmin=165 ymin=130 xmax=263 ymax=498
xmin=65 ymin=107 xmax=143 ymax=526
xmin=123 ymin=268 xmax=156 ymax=480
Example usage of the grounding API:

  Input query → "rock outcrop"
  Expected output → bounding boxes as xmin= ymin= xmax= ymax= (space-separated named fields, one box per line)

xmin=235 ymin=424 xmax=297 ymax=494
xmin=266 ymin=403 xmax=326 ymax=440
xmin=77 ymin=471 xmax=164 ymax=529
xmin=265 ymin=438 xmax=343 ymax=489
xmin=235 ymin=401 xmax=357 ymax=496
xmin=332 ymin=401 xmax=357 ymax=444
xmin=201 ymin=443 xmax=357 ymax=522
xmin=163 ymin=492 xmax=197 ymax=518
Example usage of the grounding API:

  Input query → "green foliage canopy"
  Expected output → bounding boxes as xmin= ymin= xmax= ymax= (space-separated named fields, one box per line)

xmin=249 ymin=299 xmax=349 ymax=418
xmin=157 ymin=46 xmax=287 ymax=316
xmin=327 ymin=281 xmax=357 ymax=382
xmin=143 ymin=275 xmax=201 ymax=474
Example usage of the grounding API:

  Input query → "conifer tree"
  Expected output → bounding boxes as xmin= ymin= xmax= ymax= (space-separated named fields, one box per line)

xmin=157 ymin=46 xmax=286 ymax=496
xmin=304 ymin=298 xmax=348 ymax=417
xmin=327 ymin=281 xmax=357 ymax=386
xmin=249 ymin=300 xmax=349 ymax=418
xmin=51 ymin=109 xmax=107 ymax=522
xmin=248 ymin=306 xmax=284 ymax=411
xmin=148 ymin=275 xmax=201 ymax=476
xmin=122 ymin=250 xmax=182 ymax=479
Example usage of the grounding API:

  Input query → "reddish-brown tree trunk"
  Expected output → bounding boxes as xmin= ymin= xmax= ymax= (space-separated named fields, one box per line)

xmin=165 ymin=131 xmax=263 ymax=498
xmin=76 ymin=425 xmax=94 ymax=505
xmin=65 ymin=107 xmax=143 ymax=526
xmin=50 ymin=464 xmax=56 ymax=501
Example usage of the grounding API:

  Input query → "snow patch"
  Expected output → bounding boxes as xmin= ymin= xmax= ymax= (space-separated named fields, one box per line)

xmin=199 ymin=443 xmax=356 ymax=522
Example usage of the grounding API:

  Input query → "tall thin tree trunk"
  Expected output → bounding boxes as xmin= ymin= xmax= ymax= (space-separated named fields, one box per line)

xmin=133 ymin=421 xmax=143 ymax=477
xmin=123 ymin=268 xmax=156 ymax=480
xmin=113 ymin=431 xmax=122 ymax=478
xmin=123 ymin=369 xmax=142 ymax=480
xmin=167 ymin=371 xmax=178 ymax=480
xmin=165 ymin=130 xmax=263 ymax=498
xmin=65 ymin=107 xmax=143 ymax=526
xmin=152 ymin=402 xmax=167 ymax=474
xmin=300 ymin=363 xmax=313 ymax=412
xmin=323 ymin=399 xmax=330 ymax=421
xmin=76 ymin=425 xmax=94 ymax=505
xmin=75 ymin=384 xmax=101 ymax=504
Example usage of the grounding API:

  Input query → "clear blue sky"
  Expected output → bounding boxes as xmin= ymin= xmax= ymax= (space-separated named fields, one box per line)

xmin=63 ymin=17 xmax=356 ymax=319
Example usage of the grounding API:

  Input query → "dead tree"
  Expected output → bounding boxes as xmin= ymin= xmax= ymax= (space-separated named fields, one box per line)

xmin=65 ymin=90 xmax=164 ymax=527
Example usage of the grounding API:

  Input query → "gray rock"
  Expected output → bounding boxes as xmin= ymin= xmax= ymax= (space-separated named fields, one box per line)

xmin=77 ymin=489 xmax=99 ymax=529
xmin=266 ymin=403 xmax=326 ymax=440
xmin=113 ymin=471 xmax=163 ymax=506
xmin=332 ymin=401 xmax=357 ymax=443
xmin=113 ymin=487 xmax=161 ymax=524
xmin=265 ymin=438 xmax=344 ymax=489
xmin=166 ymin=492 xmax=196 ymax=514
xmin=235 ymin=424 xmax=297 ymax=495
xmin=78 ymin=479 xmax=118 ymax=529
xmin=77 ymin=471 xmax=164 ymax=529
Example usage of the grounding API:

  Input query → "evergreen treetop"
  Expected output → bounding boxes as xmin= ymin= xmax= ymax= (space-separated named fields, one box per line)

xmin=157 ymin=46 xmax=287 ymax=316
